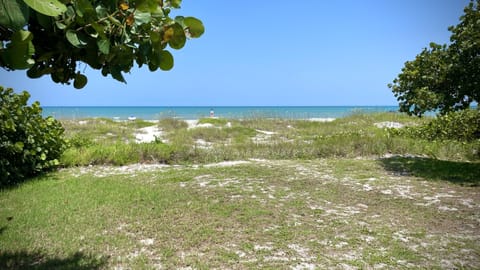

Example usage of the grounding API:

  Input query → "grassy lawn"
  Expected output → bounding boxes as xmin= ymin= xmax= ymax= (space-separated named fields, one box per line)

xmin=1 ymin=158 xmax=479 ymax=269
xmin=1 ymin=114 xmax=479 ymax=269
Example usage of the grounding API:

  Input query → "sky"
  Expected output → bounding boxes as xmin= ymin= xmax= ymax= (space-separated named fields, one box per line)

xmin=0 ymin=0 xmax=471 ymax=106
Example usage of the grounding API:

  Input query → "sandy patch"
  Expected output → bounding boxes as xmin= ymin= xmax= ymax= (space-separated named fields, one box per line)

xmin=307 ymin=118 xmax=336 ymax=122
xmin=134 ymin=126 xmax=164 ymax=143
xmin=202 ymin=160 xmax=251 ymax=168
xmin=186 ymin=120 xmax=220 ymax=129
xmin=374 ymin=122 xmax=404 ymax=129
xmin=255 ymin=129 xmax=276 ymax=135
xmin=195 ymin=139 xmax=213 ymax=149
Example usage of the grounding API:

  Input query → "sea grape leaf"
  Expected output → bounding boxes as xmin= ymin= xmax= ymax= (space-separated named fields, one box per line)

xmin=168 ymin=0 xmax=181 ymax=8
xmin=167 ymin=23 xmax=186 ymax=49
xmin=111 ymin=66 xmax=126 ymax=83
xmin=134 ymin=10 xmax=151 ymax=26
xmin=1 ymin=30 xmax=35 ymax=69
xmin=66 ymin=30 xmax=88 ymax=48
xmin=23 ymin=0 xmax=67 ymax=16
xmin=97 ymin=38 xmax=110 ymax=55
xmin=73 ymin=73 xmax=88 ymax=89
xmin=0 ymin=0 xmax=29 ymax=30
xmin=135 ymin=0 xmax=157 ymax=12
xmin=159 ymin=50 xmax=173 ymax=70
xmin=75 ymin=0 xmax=95 ymax=19
xmin=183 ymin=17 xmax=204 ymax=38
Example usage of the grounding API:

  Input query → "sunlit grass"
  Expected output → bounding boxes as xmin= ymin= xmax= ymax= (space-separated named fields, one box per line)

xmin=58 ymin=113 xmax=479 ymax=166
xmin=1 ymin=159 xmax=478 ymax=268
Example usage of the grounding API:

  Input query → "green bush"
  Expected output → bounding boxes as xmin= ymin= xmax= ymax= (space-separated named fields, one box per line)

xmin=392 ymin=109 xmax=480 ymax=142
xmin=0 ymin=87 xmax=67 ymax=186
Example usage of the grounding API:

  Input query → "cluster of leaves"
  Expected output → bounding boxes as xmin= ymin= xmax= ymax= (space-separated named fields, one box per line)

xmin=0 ymin=86 xmax=67 ymax=186
xmin=390 ymin=109 xmax=480 ymax=142
xmin=0 ymin=0 xmax=204 ymax=88
xmin=389 ymin=0 xmax=479 ymax=116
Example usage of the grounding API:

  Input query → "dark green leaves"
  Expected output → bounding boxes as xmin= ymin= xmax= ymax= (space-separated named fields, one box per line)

xmin=0 ymin=86 xmax=66 ymax=186
xmin=0 ymin=0 xmax=204 ymax=88
xmin=66 ymin=30 xmax=88 ymax=48
xmin=75 ymin=0 xmax=95 ymax=18
xmin=0 ymin=0 xmax=29 ymax=30
xmin=23 ymin=0 xmax=66 ymax=16
xmin=0 ymin=30 xmax=35 ymax=69
xmin=389 ymin=0 xmax=479 ymax=116
xmin=74 ymin=73 xmax=88 ymax=89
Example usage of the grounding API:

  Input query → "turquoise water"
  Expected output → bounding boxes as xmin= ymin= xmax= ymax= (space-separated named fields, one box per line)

xmin=42 ymin=106 xmax=400 ymax=120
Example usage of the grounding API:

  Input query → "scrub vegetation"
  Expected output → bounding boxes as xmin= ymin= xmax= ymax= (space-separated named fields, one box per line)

xmin=1 ymin=112 xmax=479 ymax=269
xmin=59 ymin=111 xmax=480 ymax=167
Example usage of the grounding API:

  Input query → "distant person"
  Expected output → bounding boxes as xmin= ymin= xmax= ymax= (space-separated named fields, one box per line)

xmin=210 ymin=108 xmax=214 ymax=118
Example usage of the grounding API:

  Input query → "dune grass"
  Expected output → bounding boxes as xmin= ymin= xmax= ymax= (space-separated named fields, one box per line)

xmin=59 ymin=113 xmax=479 ymax=166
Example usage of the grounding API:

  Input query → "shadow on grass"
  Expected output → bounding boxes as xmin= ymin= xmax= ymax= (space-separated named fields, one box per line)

xmin=0 ymin=251 xmax=107 ymax=270
xmin=0 ymin=172 xmax=58 ymax=191
xmin=379 ymin=156 xmax=480 ymax=186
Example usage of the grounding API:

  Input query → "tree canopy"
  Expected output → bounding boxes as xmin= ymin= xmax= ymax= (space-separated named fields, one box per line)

xmin=0 ymin=0 xmax=204 ymax=88
xmin=389 ymin=0 xmax=479 ymax=116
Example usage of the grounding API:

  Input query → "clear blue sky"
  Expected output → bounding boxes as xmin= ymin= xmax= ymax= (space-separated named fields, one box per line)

xmin=0 ymin=0 xmax=470 ymax=106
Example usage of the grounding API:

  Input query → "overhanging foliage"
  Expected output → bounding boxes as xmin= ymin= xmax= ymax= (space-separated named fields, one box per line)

xmin=389 ymin=0 xmax=479 ymax=116
xmin=0 ymin=0 xmax=204 ymax=88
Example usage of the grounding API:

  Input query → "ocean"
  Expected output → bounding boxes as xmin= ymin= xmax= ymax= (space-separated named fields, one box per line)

xmin=42 ymin=106 xmax=400 ymax=120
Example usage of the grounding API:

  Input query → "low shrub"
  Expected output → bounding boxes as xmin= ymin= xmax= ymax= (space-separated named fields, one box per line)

xmin=0 ymin=87 xmax=67 ymax=186
xmin=392 ymin=109 xmax=480 ymax=142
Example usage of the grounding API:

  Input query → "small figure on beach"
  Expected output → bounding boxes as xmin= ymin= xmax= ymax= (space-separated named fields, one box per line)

xmin=210 ymin=108 xmax=214 ymax=118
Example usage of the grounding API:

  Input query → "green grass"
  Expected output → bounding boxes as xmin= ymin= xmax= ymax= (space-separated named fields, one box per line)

xmin=2 ymin=113 xmax=478 ymax=268
xmin=1 ymin=159 xmax=478 ymax=268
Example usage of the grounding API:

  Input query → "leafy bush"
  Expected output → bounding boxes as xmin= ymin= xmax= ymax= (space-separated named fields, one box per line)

xmin=391 ymin=109 xmax=480 ymax=142
xmin=0 ymin=87 xmax=67 ymax=186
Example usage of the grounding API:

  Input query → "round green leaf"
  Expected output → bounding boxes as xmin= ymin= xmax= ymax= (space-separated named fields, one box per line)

xmin=73 ymin=73 xmax=88 ymax=89
xmin=167 ymin=23 xmax=186 ymax=50
xmin=169 ymin=0 xmax=182 ymax=8
xmin=23 ymin=0 xmax=66 ymax=16
xmin=159 ymin=50 xmax=174 ymax=71
xmin=66 ymin=30 xmax=88 ymax=48
xmin=134 ymin=10 xmax=151 ymax=26
xmin=184 ymin=17 xmax=204 ymax=38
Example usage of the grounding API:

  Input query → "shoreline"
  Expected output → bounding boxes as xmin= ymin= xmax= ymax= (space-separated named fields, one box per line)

xmin=43 ymin=105 xmax=400 ymax=120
